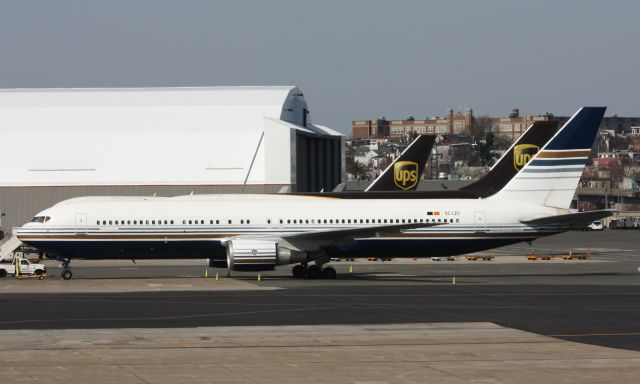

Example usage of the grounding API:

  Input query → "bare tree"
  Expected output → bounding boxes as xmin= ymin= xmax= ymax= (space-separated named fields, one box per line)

xmin=471 ymin=115 xmax=492 ymax=142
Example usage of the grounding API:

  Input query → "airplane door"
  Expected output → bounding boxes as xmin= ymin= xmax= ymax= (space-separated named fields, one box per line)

xmin=75 ymin=213 xmax=88 ymax=235
xmin=473 ymin=211 xmax=487 ymax=232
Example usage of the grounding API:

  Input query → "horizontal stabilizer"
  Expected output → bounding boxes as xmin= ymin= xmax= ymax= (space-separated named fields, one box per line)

xmin=521 ymin=210 xmax=614 ymax=228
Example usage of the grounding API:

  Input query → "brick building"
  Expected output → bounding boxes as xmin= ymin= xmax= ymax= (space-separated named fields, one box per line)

xmin=353 ymin=107 xmax=640 ymax=142
xmin=352 ymin=108 xmax=474 ymax=139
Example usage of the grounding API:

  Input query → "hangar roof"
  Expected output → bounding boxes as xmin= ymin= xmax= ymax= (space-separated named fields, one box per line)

xmin=0 ymin=86 xmax=339 ymax=187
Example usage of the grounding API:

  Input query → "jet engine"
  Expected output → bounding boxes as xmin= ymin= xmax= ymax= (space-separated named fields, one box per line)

xmin=221 ymin=239 xmax=307 ymax=271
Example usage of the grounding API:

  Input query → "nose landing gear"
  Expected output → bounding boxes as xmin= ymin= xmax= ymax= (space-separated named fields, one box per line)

xmin=58 ymin=257 xmax=73 ymax=280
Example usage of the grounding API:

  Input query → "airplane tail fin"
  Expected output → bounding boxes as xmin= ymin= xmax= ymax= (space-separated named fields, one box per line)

xmin=365 ymin=135 xmax=435 ymax=192
xmin=460 ymin=120 xmax=558 ymax=197
xmin=488 ymin=107 xmax=606 ymax=209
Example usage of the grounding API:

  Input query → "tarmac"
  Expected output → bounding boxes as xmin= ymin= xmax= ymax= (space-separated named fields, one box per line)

xmin=3 ymin=323 xmax=640 ymax=384
xmin=1 ymin=230 xmax=640 ymax=383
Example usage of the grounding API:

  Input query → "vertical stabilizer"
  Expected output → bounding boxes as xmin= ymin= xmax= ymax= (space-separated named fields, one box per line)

xmin=365 ymin=135 xmax=436 ymax=191
xmin=488 ymin=107 xmax=606 ymax=209
xmin=460 ymin=120 xmax=558 ymax=197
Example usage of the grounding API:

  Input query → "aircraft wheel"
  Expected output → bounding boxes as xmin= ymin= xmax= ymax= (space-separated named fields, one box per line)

xmin=61 ymin=269 xmax=73 ymax=280
xmin=322 ymin=267 xmax=337 ymax=279
xmin=306 ymin=265 xmax=321 ymax=279
xmin=292 ymin=265 xmax=306 ymax=278
xmin=0 ymin=270 xmax=6 ymax=278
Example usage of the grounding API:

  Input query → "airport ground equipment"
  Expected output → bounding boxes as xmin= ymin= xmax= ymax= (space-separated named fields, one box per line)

xmin=465 ymin=255 xmax=494 ymax=261
xmin=0 ymin=231 xmax=23 ymax=262
xmin=526 ymin=249 xmax=591 ymax=260
xmin=0 ymin=255 xmax=47 ymax=278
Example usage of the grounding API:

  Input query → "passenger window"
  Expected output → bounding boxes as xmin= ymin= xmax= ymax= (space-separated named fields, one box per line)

xmin=216 ymin=220 xmax=219 ymax=224
xmin=210 ymin=220 xmax=213 ymax=224
xmin=437 ymin=219 xmax=441 ymax=222
xmin=228 ymin=220 xmax=232 ymax=224
xmin=240 ymin=220 xmax=244 ymax=224
xmin=247 ymin=220 xmax=251 ymax=224
xmin=287 ymin=219 xmax=291 ymax=224
xmin=188 ymin=220 xmax=192 ymax=224
xmin=200 ymin=220 xmax=204 ymax=224
xmin=109 ymin=220 xmax=113 ymax=225
xmin=323 ymin=219 xmax=327 ymax=224
xmin=330 ymin=219 xmax=333 ymax=224
xmin=146 ymin=220 xmax=149 ymax=224
xmin=171 ymin=220 xmax=174 ymax=224
xmin=305 ymin=219 xmax=308 ymax=224
xmin=96 ymin=221 xmax=100 ymax=225
xmin=152 ymin=220 xmax=155 ymax=225
xmin=341 ymin=219 xmax=345 ymax=224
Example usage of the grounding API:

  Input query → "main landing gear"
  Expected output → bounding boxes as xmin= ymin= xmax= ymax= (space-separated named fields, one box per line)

xmin=291 ymin=263 xmax=337 ymax=279
xmin=59 ymin=257 xmax=73 ymax=280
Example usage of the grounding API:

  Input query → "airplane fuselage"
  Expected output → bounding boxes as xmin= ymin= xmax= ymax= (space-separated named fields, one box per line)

xmin=18 ymin=194 xmax=565 ymax=260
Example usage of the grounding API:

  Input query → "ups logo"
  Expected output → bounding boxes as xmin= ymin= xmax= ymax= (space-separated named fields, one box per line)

xmin=514 ymin=144 xmax=540 ymax=171
xmin=394 ymin=161 xmax=419 ymax=190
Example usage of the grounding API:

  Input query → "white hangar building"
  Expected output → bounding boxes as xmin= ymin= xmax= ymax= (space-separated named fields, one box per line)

xmin=0 ymin=86 xmax=344 ymax=232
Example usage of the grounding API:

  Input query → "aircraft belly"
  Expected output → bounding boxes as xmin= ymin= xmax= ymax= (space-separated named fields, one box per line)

xmin=23 ymin=239 xmax=224 ymax=260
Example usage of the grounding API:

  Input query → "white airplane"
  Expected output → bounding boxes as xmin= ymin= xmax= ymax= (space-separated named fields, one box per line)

xmin=18 ymin=107 xmax=610 ymax=280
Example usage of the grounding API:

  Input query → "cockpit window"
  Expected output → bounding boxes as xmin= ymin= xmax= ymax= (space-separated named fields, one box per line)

xmin=30 ymin=216 xmax=50 ymax=223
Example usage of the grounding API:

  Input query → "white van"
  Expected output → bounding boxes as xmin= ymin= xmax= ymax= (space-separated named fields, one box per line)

xmin=588 ymin=220 xmax=603 ymax=231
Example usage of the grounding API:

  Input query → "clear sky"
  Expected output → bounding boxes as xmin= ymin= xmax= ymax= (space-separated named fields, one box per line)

xmin=1 ymin=0 xmax=637 ymax=134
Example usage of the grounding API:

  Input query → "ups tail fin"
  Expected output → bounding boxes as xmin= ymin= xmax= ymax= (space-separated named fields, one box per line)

xmin=365 ymin=135 xmax=435 ymax=191
xmin=487 ymin=107 xmax=606 ymax=209
xmin=460 ymin=120 xmax=558 ymax=197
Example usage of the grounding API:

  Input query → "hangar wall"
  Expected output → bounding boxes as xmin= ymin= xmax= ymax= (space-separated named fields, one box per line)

xmin=0 ymin=86 xmax=343 ymax=233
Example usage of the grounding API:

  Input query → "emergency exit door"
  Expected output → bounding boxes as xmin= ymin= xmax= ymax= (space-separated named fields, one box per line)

xmin=75 ymin=213 xmax=88 ymax=234
xmin=473 ymin=211 xmax=487 ymax=232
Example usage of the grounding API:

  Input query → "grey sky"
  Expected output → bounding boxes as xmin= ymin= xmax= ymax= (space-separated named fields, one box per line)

xmin=1 ymin=0 xmax=638 ymax=134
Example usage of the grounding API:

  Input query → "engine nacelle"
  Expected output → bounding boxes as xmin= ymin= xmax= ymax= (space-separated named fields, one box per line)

xmin=225 ymin=239 xmax=307 ymax=271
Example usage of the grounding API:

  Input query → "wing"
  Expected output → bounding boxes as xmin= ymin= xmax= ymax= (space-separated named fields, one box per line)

xmin=230 ymin=222 xmax=443 ymax=250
